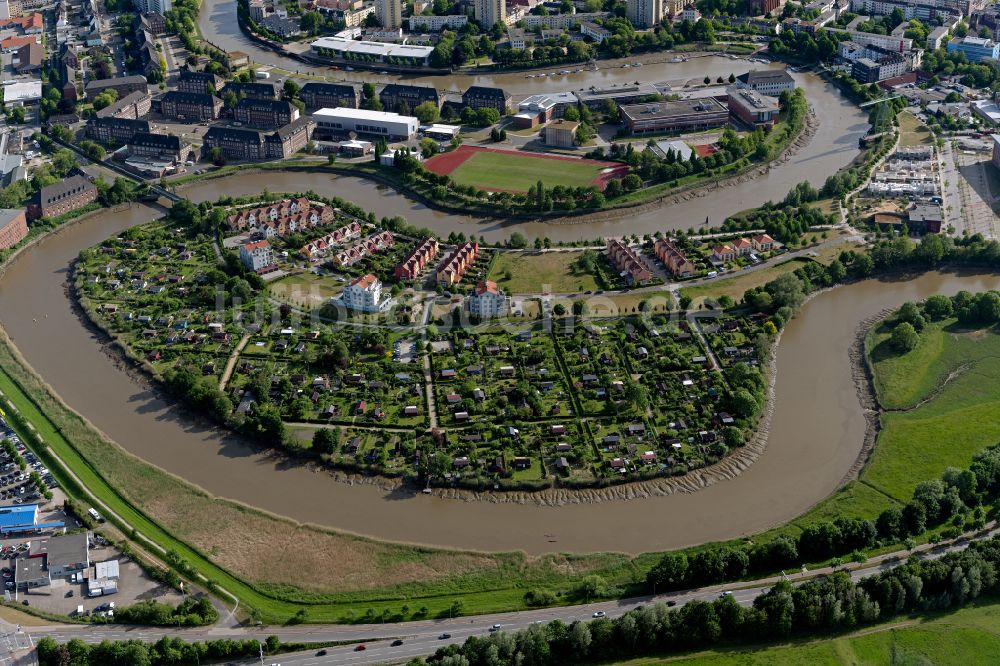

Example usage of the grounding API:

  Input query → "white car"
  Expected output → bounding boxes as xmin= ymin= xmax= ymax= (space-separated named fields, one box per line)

xmin=489 ymin=624 xmax=502 ymax=631
xmin=592 ymin=611 xmax=606 ymax=618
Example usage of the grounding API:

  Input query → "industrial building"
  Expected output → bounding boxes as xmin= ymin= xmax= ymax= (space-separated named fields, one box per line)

xmin=619 ymin=97 xmax=729 ymax=135
xmin=0 ymin=209 xmax=27 ymax=250
xmin=310 ymin=36 xmax=434 ymax=66
xmin=313 ymin=107 xmax=419 ymax=140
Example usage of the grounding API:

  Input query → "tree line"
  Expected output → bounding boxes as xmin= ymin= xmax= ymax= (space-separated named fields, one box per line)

xmin=418 ymin=531 xmax=1000 ymax=666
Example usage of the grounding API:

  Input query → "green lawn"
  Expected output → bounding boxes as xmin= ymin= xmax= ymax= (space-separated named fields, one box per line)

xmin=618 ymin=597 xmax=1000 ymax=665
xmin=448 ymin=150 xmax=605 ymax=192
xmin=679 ymin=259 xmax=812 ymax=308
xmin=898 ymin=110 xmax=934 ymax=147
xmin=863 ymin=319 xmax=1000 ymax=503
xmin=488 ymin=251 xmax=600 ymax=294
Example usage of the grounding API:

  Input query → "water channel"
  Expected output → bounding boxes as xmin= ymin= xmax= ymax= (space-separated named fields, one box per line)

xmin=0 ymin=16 xmax=987 ymax=555
xmin=0 ymin=194 xmax=997 ymax=554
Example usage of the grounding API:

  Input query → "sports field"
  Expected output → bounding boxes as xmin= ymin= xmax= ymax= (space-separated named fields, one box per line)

xmin=425 ymin=146 xmax=625 ymax=193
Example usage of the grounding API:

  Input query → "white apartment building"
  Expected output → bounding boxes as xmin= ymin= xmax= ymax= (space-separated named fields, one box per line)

xmin=240 ymin=240 xmax=274 ymax=273
xmin=407 ymin=14 xmax=469 ymax=31
xmin=340 ymin=273 xmax=393 ymax=312
xmin=468 ymin=281 xmax=509 ymax=318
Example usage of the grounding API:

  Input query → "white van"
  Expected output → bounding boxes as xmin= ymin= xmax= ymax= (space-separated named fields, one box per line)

xmin=707 ymin=271 xmax=718 ymax=279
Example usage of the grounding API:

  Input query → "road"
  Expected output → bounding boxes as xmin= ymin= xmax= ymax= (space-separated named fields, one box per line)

xmin=13 ymin=523 xmax=998 ymax=665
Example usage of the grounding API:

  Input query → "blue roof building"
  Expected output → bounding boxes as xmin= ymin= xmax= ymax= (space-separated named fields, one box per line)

xmin=947 ymin=37 xmax=1000 ymax=64
xmin=0 ymin=504 xmax=38 ymax=532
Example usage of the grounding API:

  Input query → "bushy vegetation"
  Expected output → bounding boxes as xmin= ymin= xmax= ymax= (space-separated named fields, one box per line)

xmin=113 ymin=596 xmax=218 ymax=626
xmin=37 ymin=635 xmax=277 ymax=666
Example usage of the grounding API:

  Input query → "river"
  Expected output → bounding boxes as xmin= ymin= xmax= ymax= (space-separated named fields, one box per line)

xmin=0 ymin=197 xmax=997 ymax=554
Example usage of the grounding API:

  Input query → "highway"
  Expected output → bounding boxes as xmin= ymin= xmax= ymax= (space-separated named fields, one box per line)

xmin=13 ymin=523 xmax=998 ymax=665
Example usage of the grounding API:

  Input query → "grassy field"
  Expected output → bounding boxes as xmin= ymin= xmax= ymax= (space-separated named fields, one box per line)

xmin=488 ymin=251 xmax=600 ymax=294
xmin=898 ymin=111 xmax=934 ymax=147
xmin=616 ymin=597 xmax=1000 ymax=665
xmin=447 ymin=150 xmax=605 ymax=192
xmin=268 ymin=272 xmax=343 ymax=309
xmin=679 ymin=258 xmax=813 ymax=308
xmin=864 ymin=319 xmax=1000 ymax=502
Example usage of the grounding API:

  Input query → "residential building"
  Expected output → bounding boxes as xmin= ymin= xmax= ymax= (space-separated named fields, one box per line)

xmin=222 ymin=81 xmax=280 ymax=101
xmin=435 ymin=241 xmax=479 ymax=286
xmin=0 ymin=209 xmax=27 ymax=249
xmin=227 ymin=197 xmax=334 ymax=234
xmin=468 ymin=280 xmax=509 ymax=317
xmin=128 ymin=132 xmax=189 ymax=162
xmin=234 ymin=98 xmax=298 ymax=129
xmin=379 ymin=83 xmax=440 ymax=112
xmin=340 ymin=273 xmax=393 ymax=312
xmin=299 ymin=82 xmax=359 ymax=109
xmin=407 ymin=14 xmax=468 ymax=31
xmin=727 ymin=86 xmax=781 ymax=127
xmin=852 ymin=54 xmax=906 ymax=83
xmin=626 ymin=0 xmax=662 ymax=28
xmin=475 ymin=0 xmax=505 ymax=27
xmin=297 ymin=220 xmax=362 ymax=256
xmin=907 ymin=203 xmax=943 ymax=233
xmin=928 ymin=25 xmax=949 ymax=50
xmin=201 ymin=117 xmax=315 ymax=161
xmin=29 ymin=175 xmax=97 ymax=220
xmin=507 ymin=28 xmax=526 ymax=49
xmin=607 ymin=238 xmax=654 ymax=285
xmin=462 ymin=85 xmax=510 ymax=112
xmin=375 ymin=0 xmax=401 ymax=28
xmin=94 ymin=91 xmax=152 ymax=120
xmin=160 ymin=91 xmax=223 ymax=121
xmin=947 ymin=35 xmax=999 ymax=62
xmin=139 ymin=12 xmax=167 ymax=34
xmin=545 ymin=119 xmax=578 ymax=146
xmin=734 ymin=69 xmax=796 ymax=96
xmin=825 ymin=28 xmax=912 ymax=51
xmin=177 ymin=68 xmax=224 ymax=95
xmin=84 ymin=75 xmax=147 ymax=99
xmin=331 ymin=231 xmax=395 ymax=267
xmin=261 ymin=14 xmax=301 ymax=36
xmin=239 ymin=239 xmax=275 ymax=272
xmin=619 ymin=97 xmax=729 ymax=134
xmin=394 ymin=236 xmax=439 ymax=280
xmin=85 ymin=117 xmax=150 ymax=144
xmin=711 ymin=244 xmax=736 ymax=262
xmin=313 ymin=107 xmax=419 ymax=140
xmin=522 ymin=11 xmax=610 ymax=28
xmin=654 ymin=238 xmax=696 ymax=277
xmin=581 ymin=21 xmax=612 ymax=42
xmin=680 ymin=3 xmax=700 ymax=20
xmin=12 ymin=42 xmax=41 ymax=72
xmin=751 ymin=233 xmax=776 ymax=251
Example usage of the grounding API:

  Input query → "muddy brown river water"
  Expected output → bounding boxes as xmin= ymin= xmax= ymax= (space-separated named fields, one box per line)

xmin=0 ymin=195 xmax=997 ymax=554
xmin=1 ymin=26 xmax=991 ymax=553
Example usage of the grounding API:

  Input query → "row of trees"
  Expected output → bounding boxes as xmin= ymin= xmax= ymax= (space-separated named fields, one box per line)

xmin=420 ymin=534 xmax=1000 ymax=666
xmin=37 ymin=635 xmax=279 ymax=666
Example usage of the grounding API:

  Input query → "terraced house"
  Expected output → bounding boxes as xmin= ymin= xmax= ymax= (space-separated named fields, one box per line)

xmin=298 ymin=221 xmax=364 ymax=259
xmin=225 ymin=197 xmax=335 ymax=236
xmin=331 ymin=231 xmax=395 ymax=267
xmin=435 ymin=241 xmax=479 ymax=287
xmin=607 ymin=239 xmax=654 ymax=285
xmin=654 ymin=238 xmax=696 ymax=277
xmin=394 ymin=236 xmax=438 ymax=280
xmin=234 ymin=98 xmax=298 ymax=129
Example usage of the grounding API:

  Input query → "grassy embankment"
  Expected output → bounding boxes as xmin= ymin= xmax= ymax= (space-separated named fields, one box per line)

xmin=615 ymin=596 xmax=1000 ymax=665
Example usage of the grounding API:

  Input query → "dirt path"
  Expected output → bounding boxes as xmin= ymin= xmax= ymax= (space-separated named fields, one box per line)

xmin=218 ymin=334 xmax=251 ymax=391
